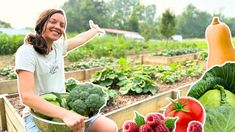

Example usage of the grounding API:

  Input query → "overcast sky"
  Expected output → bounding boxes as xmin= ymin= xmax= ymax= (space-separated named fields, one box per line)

xmin=0 ymin=0 xmax=235 ymax=29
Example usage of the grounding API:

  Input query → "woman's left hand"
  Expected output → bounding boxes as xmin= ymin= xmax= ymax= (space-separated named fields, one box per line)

xmin=89 ymin=20 xmax=105 ymax=33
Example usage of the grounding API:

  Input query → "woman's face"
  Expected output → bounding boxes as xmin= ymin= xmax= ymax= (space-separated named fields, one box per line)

xmin=42 ymin=13 xmax=65 ymax=42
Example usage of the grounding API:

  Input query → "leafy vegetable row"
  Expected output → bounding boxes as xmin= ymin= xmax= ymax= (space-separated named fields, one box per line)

xmin=90 ymin=59 xmax=203 ymax=101
xmin=151 ymin=48 xmax=200 ymax=57
xmin=64 ymin=57 xmax=115 ymax=71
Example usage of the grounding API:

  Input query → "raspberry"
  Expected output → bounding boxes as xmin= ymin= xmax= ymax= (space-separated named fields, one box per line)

xmin=146 ymin=113 xmax=162 ymax=128
xmin=123 ymin=121 xmax=139 ymax=132
xmin=187 ymin=121 xmax=203 ymax=132
xmin=138 ymin=124 xmax=154 ymax=132
xmin=155 ymin=113 xmax=165 ymax=121
xmin=153 ymin=123 xmax=170 ymax=132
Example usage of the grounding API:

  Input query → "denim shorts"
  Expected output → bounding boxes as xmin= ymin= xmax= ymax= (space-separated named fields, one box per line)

xmin=24 ymin=114 xmax=100 ymax=132
xmin=24 ymin=115 xmax=41 ymax=132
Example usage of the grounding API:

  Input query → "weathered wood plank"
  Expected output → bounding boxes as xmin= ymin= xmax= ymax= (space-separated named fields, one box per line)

xmin=0 ymin=94 xmax=7 ymax=131
xmin=4 ymin=95 xmax=25 ymax=132
xmin=85 ymin=67 xmax=103 ymax=80
xmin=172 ymin=83 xmax=192 ymax=99
xmin=65 ymin=70 xmax=86 ymax=81
xmin=0 ymin=70 xmax=86 ymax=94
xmin=142 ymin=53 xmax=197 ymax=65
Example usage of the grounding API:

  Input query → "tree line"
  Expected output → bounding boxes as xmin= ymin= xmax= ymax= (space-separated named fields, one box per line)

xmin=62 ymin=0 xmax=235 ymax=40
xmin=61 ymin=0 xmax=235 ymax=41
xmin=1 ymin=0 xmax=235 ymax=41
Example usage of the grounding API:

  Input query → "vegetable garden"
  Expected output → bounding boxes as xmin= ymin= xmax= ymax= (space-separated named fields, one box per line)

xmin=1 ymin=32 xmax=228 ymax=132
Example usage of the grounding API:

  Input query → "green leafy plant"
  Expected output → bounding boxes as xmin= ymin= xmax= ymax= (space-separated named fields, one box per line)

xmin=102 ymin=87 xmax=118 ymax=104
xmin=91 ymin=67 xmax=121 ymax=88
xmin=198 ymin=51 xmax=208 ymax=61
xmin=154 ymin=61 xmax=203 ymax=84
xmin=119 ymin=73 xmax=157 ymax=95
xmin=92 ymin=59 xmax=158 ymax=96
xmin=155 ymin=71 xmax=180 ymax=84
xmin=65 ymin=78 xmax=79 ymax=92
xmin=0 ymin=67 xmax=17 ymax=80
xmin=64 ymin=57 xmax=114 ymax=71
xmin=152 ymin=48 xmax=200 ymax=57
xmin=0 ymin=34 xmax=24 ymax=55
xmin=0 ymin=67 xmax=12 ymax=76
xmin=7 ymin=72 xmax=17 ymax=80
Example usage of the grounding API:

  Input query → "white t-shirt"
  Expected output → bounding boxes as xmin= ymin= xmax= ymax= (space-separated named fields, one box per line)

xmin=15 ymin=39 xmax=68 ymax=95
xmin=15 ymin=38 xmax=68 ymax=117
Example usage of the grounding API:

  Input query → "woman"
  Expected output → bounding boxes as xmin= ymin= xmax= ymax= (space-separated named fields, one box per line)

xmin=15 ymin=8 xmax=117 ymax=132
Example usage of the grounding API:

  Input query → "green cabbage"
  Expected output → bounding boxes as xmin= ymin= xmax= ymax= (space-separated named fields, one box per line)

xmin=198 ymin=89 xmax=221 ymax=109
xmin=188 ymin=62 xmax=235 ymax=132
xmin=188 ymin=62 xmax=235 ymax=108
xmin=225 ymin=90 xmax=235 ymax=107
xmin=204 ymin=106 xmax=235 ymax=132
xmin=198 ymin=88 xmax=235 ymax=109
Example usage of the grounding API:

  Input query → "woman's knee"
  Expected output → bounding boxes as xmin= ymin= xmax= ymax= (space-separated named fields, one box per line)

xmin=88 ymin=115 xmax=117 ymax=132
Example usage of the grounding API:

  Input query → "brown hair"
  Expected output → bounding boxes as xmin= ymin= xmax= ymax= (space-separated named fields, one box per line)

xmin=25 ymin=9 xmax=67 ymax=55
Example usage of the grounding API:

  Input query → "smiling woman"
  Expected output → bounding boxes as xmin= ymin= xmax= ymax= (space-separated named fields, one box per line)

xmin=25 ymin=9 xmax=66 ymax=55
xmin=15 ymin=8 xmax=117 ymax=132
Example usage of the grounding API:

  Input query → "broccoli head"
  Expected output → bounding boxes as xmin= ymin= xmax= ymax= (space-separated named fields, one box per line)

xmin=66 ymin=90 xmax=80 ymax=106
xmin=85 ymin=94 xmax=106 ymax=114
xmin=66 ymin=83 xmax=107 ymax=117
xmin=78 ymin=91 xmax=90 ymax=101
xmin=70 ymin=99 xmax=88 ymax=116
xmin=87 ymin=86 xmax=106 ymax=96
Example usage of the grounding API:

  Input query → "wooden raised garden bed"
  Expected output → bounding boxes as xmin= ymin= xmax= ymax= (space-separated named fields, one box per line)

xmin=0 ymin=94 xmax=25 ymax=132
xmin=0 ymin=67 xmax=103 ymax=94
xmin=0 ymin=84 xmax=191 ymax=132
xmin=64 ymin=69 xmax=85 ymax=81
xmin=0 ymin=95 xmax=7 ymax=131
xmin=141 ymin=53 xmax=198 ymax=65
xmin=84 ymin=67 xmax=103 ymax=80
xmin=105 ymin=84 xmax=191 ymax=131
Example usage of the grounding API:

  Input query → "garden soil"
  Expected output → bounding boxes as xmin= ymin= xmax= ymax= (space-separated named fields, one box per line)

xmin=7 ymin=76 xmax=200 ymax=117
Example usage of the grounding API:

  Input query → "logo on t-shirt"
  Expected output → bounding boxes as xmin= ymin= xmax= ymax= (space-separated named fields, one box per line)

xmin=49 ymin=65 xmax=59 ymax=74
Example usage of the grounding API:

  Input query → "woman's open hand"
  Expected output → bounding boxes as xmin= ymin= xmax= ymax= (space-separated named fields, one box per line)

xmin=89 ymin=20 xmax=105 ymax=33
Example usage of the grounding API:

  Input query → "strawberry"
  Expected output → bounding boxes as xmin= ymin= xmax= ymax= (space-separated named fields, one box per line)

xmin=146 ymin=113 xmax=162 ymax=128
xmin=153 ymin=123 xmax=170 ymax=132
xmin=123 ymin=121 xmax=139 ymax=132
xmin=138 ymin=124 xmax=154 ymax=132
xmin=187 ymin=121 xmax=203 ymax=132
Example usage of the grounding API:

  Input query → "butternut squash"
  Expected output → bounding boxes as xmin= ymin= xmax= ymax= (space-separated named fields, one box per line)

xmin=206 ymin=17 xmax=235 ymax=69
